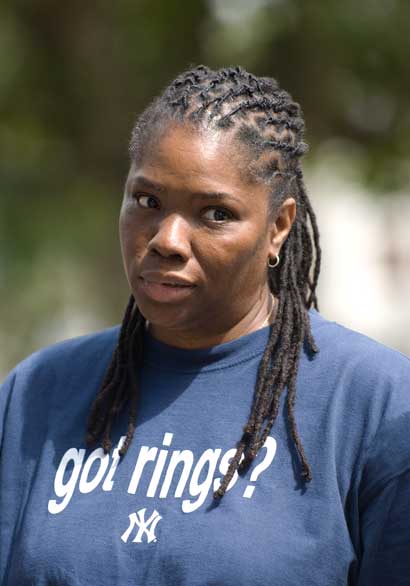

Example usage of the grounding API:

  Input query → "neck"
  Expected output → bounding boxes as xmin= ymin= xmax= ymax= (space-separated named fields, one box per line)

xmin=147 ymin=290 xmax=277 ymax=349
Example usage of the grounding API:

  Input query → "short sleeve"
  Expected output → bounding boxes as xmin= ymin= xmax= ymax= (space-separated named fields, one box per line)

xmin=0 ymin=371 xmax=16 ymax=452
xmin=356 ymin=368 xmax=410 ymax=585
xmin=357 ymin=469 xmax=410 ymax=585
xmin=0 ymin=370 xmax=17 ymax=582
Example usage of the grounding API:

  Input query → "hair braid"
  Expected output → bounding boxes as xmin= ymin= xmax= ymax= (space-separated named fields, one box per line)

xmin=87 ymin=65 xmax=321 ymax=500
xmin=87 ymin=296 xmax=145 ymax=454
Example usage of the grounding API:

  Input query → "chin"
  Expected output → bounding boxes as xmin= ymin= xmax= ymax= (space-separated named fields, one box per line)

xmin=134 ymin=296 xmax=194 ymax=330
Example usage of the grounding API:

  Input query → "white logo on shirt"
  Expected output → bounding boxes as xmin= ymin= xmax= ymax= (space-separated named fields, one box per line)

xmin=121 ymin=508 xmax=162 ymax=544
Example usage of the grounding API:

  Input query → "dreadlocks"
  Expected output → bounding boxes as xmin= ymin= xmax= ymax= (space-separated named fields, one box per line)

xmin=87 ymin=65 xmax=321 ymax=499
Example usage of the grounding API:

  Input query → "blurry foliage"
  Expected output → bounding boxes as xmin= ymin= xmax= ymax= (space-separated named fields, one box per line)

xmin=1 ymin=0 xmax=410 ymax=373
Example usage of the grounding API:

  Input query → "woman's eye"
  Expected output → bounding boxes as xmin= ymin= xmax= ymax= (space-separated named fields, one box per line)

xmin=202 ymin=208 xmax=233 ymax=222
xmin=135 ymin=194 xmax=159 ymax=209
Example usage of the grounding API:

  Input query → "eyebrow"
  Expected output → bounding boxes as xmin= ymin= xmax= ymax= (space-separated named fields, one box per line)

xmin=130 ymin=175 xmax=239 ymax=202
xmin=192 ymin=191 xmax=238 ymax=202
xmin=130 ymin=176 xmax=165 ymax=192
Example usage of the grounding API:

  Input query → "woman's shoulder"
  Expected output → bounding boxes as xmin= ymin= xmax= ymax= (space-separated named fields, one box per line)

xmin=1 ymin=325 xmax=121 ymax=392
xmin=309 ymin=308 xmax=410 ymax=377
xmin=0 ymin=326 xmax=121 ymax=447
xmin=307 ymin=309 xmax=410 ymax=449
xmin=307 ymin=311 xmax=410 ymax=489
xmin=306 ymin=309 xmax=410 ymax=431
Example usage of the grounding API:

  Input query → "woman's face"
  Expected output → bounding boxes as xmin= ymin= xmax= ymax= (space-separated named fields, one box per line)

xmin=119 ymin=123 xmax=295 ymax=347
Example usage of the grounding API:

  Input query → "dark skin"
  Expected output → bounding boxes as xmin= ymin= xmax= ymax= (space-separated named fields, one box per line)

xmin=119 ymin=124 xmax=296 ymax=349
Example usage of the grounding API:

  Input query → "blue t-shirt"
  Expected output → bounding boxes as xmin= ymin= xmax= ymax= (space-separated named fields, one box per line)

xmin=1 ymin=310 xmax=410 ymax=585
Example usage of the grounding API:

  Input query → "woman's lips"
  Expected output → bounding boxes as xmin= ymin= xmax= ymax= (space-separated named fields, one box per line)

xmin=138 ymin=277 xmax=196 ymax=303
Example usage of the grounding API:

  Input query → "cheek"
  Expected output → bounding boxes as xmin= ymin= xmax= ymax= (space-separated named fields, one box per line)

xmin=199 ymin=227 xmax=269 ymax=287
xmin=119 ymin=208 xmax=147 ymax=270
xmin=118 ymin=212 xmax=133 ymax=266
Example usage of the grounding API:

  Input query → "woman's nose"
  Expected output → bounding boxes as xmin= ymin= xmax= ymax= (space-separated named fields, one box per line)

xmin=147 ymin=214 xmax=191 ymax=261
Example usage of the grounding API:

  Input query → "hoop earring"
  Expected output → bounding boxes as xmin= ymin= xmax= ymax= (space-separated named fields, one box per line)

xmin=268 ymin=254 xmax=280 ymax=269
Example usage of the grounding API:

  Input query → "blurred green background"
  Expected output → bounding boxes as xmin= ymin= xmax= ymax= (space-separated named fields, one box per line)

xmin=1 ymin=0 xmax=410 ymax=376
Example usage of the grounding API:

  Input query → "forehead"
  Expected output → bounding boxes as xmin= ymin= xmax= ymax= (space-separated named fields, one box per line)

xmin=131 ymin=123 xmax=262 ymax=194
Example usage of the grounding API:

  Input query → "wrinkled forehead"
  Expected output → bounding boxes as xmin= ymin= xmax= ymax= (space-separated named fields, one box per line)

xmin=130 ymin=118 xmax=293 ymax=191
xmin=127 ymin=123 xmax=258 ymax=191
xmin=131 ymin=121 xmax=253 ymax=180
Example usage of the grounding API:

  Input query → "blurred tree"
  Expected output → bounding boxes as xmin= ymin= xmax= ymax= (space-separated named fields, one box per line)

xmin=205 ymin=0 xmax=410 ymax=191
xmin=1 ymin=0 xmax=409 ymax=373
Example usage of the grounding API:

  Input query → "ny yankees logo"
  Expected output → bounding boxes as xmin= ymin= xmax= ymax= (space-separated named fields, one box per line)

xmin=121 ymin=509 xmax=162 ymax=544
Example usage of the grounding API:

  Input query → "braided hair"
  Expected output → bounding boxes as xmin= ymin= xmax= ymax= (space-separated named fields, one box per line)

xmin=87 ymin=65 xmax=321 ymax=499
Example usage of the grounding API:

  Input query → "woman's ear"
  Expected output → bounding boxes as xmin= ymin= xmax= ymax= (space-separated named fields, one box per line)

xmin=269 ymin=197 xmax=296 ymax=258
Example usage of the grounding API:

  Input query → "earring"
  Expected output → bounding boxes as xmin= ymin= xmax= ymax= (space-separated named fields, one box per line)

xmin=268 ymin=254 xmax=280 ymax=269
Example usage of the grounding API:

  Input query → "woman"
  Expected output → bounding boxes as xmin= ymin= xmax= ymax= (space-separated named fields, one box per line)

xmin=1 ymin=65 xmax=409 ymax=585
